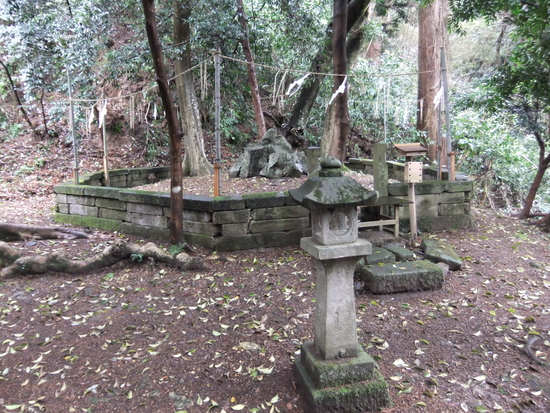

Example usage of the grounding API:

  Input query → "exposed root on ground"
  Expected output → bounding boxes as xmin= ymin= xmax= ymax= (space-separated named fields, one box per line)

xmin=0 ymin=223 xmax=90 ymax=241
xmin=0 ymin=240 xmax=203 ymax=277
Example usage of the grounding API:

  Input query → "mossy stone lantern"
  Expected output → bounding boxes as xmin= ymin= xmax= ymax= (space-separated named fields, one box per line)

xmin=289 ymin=157 xmax=390 ymax=412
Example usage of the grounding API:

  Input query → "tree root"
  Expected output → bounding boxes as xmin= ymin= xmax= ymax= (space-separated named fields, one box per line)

xmin=0 ymin=240 xmax=203 ymax=277
xmin=0 ymin=223 xmax=90 ymax=242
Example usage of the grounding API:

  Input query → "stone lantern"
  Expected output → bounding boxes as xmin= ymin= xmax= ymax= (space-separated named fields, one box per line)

xmin=289 ymin=156 xmax=390 ymax=412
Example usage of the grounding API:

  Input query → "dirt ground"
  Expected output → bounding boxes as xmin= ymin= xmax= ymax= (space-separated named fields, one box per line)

xmin=1 ymin=133 xmax=550 ymax=413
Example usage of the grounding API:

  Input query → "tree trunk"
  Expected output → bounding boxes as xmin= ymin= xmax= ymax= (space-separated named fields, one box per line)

xmin=321 ymin=0 xmax=350 ymax=161
xmin=236 ymin=0 xmax=266 ymax=138
xmin=287 ymin=0 xmax=371 ymax=132
xmin=173 ymin=2 xmax=213 ymax=177
xmin=142 ymin=0 xmax=184 ymax=244
xmin=516 ymin=131 xmax=550 ymax=218
xmin=0 ymin=59 xmax=37 ymax=134
xmin=417 ymin=0 xmax=448 ymax=162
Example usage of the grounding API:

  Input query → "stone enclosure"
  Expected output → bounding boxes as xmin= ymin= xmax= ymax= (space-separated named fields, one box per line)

xmin=54 ymin=159 xmax=473 ymax=251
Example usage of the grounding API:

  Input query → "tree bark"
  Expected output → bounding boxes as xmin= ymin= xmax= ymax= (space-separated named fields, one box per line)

xmin=287 ymin=0 xmax=371 ymax=132
xmin=173 ymin=2 xmax=213 ymax=177
xmin=0 ymin=59 xmax=37 ymax=134
xmin=321 ymin=0 xmax=350 ymax=161
xmin=516 ymin=131 xmax=550 ymax=218
xmin=142 ymin=0 xmax=184 ymax=244
xmin=236 ymin=0 xmax=266 ymax=138
xmin=417 ymin=0 xmax=448 ymax=162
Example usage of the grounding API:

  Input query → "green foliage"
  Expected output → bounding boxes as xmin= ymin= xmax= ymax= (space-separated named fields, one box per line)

xmin=0 ymin=0 xmax=108 ymax=97
xmin=169 ymin=243 xmax=187 ymax=256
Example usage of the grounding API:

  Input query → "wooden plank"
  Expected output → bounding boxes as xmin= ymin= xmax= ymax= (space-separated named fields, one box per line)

xmin=394 ymin=142 xmax=428 ymax=157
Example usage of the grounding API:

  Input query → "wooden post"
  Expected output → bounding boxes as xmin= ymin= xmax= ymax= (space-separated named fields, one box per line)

xmin=408 ymin=181 xmax=417 ymax=242
xmin=101 ymin=100 xmax=110 ymax=187
xmin=441 ymin=47 xmax=452 ymax=178
xmin=450 ymin=151 xmax=456 ymax=181
xmin=214 ymin=49 xmax=221 ymax=196
xmin=67 ymin=73 xmax=79 ymax=185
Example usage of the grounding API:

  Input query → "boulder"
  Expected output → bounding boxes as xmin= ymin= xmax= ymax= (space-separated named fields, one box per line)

xmin=229 ymin=129 xmax=307 ymax=179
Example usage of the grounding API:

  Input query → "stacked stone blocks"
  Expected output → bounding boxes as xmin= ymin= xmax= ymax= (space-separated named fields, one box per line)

xmin=54 ymin=167 xmax=310 ymax=252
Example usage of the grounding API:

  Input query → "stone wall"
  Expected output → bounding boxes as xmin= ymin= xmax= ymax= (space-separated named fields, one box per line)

xmin=54 ymin=167 xmax=310 ymax=252
xmin=347 ymin=158 xmax=473 ymax=232
xmin=54 ymin=164 xmax=473 ymax=250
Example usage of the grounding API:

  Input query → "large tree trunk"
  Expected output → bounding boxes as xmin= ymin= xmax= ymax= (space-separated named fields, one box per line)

xmin=417 ymin=0 xmax=448 ymax=162
xmin=236 ymin=0 xmax=266 ymax=138
xmin=142 ymin=0 xmax=184 ymax=244
xmin=321 ymin=0 xmax=350 ymax=161
xmin=173 ymin=2 xmax=213 ymax=177
xmin=287 ymin=0 xmax=371 ymax=133
xmin=516 ymin=131 xmax=550 ymax=218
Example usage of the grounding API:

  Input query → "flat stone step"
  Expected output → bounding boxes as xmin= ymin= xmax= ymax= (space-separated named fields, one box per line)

xmin=359 ymin=260 xmax=445 ymax=294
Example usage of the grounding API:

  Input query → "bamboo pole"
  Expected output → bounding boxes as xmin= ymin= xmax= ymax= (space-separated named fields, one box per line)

xmin=67 ymin=73 xmax=79 ymax=185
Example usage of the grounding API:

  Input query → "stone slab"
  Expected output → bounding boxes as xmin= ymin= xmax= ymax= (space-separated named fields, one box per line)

xmin=420 ymin=238 xmax=462 ymax=271
xmin=96 ymin=198 xmax=127 ymax=211
xmin=182 ymin=195 xmax=214 ymax=212
xmin=57 ymin=203 xmax=69 ymax=214
xmin=99 ymin=208 xmax=130 ymax=222
xmin=127 ymin=202 xmax=164 ymax=216
xmin=301 ymin=238 xmax=371 ymax=261
xmin=182 ymin=220 xmax=220 ymax=236
xmin=119 ymin=222 xmax=169 ymax=240
xmin=399 ymin=215 xmax=471 ymax=233
xmin=250 ymin=217 xmax=309 ymax=233
xmin=384 ymin=245 xmax=416 ymax=262
xmin=182 ymin=210 xmax=212 ymax=223
xmin=251 ymin=205 xmax=310 ymax=220
xmin=365 ymin=246 xmax=396 ymax=265
xmin=54 ymin=214 xmax=121 ymax=233
xmin=69 ymin=204 xmax=98 ymax=217
xmin=242 ymin=192 xmax=286 ymax=209
xmin=213 ymin=210 xmax=250 ymax=224
xmin=361 ymin=260 xmax=445 ymax=294
xmin=119 ymin=190 xmax=170 ymax=207
xmin=212 ymin=196 xmax=245 ymax=211
xmin=355 ymin=246 xmax=396 ymax=276
xmin=55 ymin=194 xmax=67 ymax=204
xmin=222 ymin=223 xmax=248 ymax=237
xmin=54 ymin=184 xmax=86 ymax=195
xmin=67 ymin=195 xmax=95 ymax=206
xmin=130 ymin=213 xmax=167 ymax=228
xmin=439 ymin=203 xmax=467 ymax=216
xmin=439 ymin=192 xmax=465 ymax=204
xmin=182 ymin=232 xmax=216 ymax=250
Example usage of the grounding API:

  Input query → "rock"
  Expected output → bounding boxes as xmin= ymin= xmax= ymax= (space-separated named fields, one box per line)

xmin=230 ymin=129 xmax=306 ymax=179
xmin=420 ymin=238 xmax=462 ymax=271
xmin=360 ymin=260 xmax=445 ymax=294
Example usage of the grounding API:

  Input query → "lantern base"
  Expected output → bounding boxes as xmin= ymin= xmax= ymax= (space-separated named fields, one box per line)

xmin=294 ymin=342 xmax=391 ymax=413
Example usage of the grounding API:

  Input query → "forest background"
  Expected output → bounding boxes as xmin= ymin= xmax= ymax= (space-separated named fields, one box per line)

xmin=0 ymin=0 xmax=549 ymax=223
